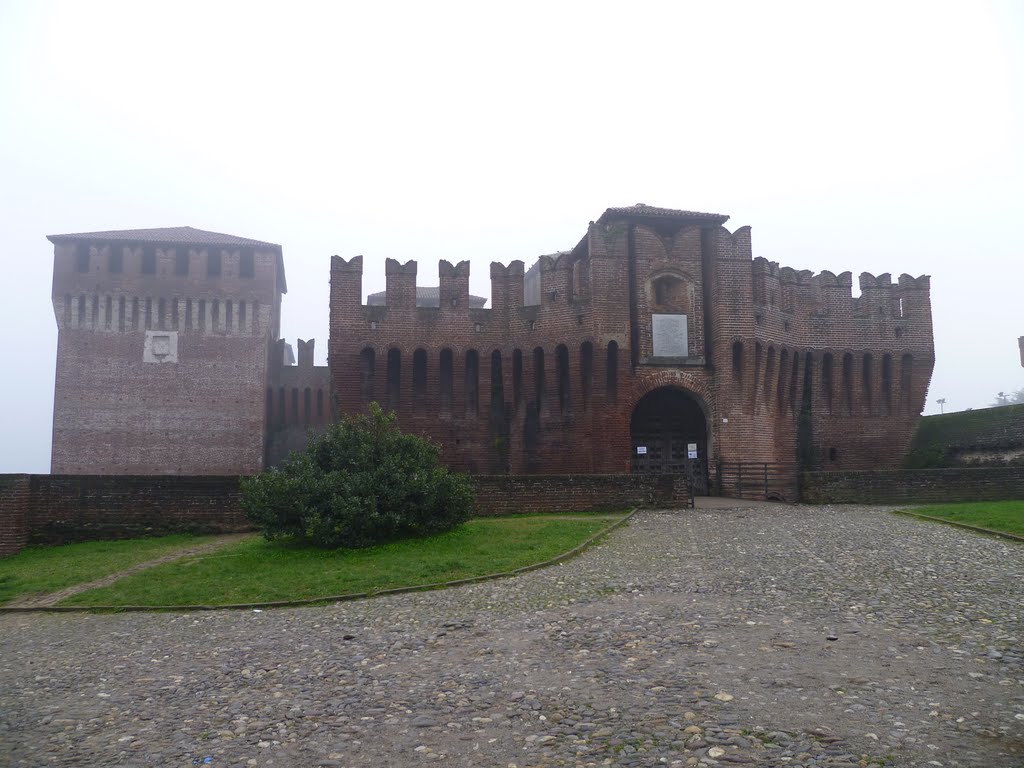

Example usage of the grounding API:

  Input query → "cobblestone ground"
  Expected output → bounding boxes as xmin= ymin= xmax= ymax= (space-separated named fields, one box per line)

xmin=1 ymin=504 xmax=1022 ymax=768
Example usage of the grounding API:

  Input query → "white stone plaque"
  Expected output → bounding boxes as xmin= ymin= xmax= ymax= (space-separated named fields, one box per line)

xmin=652 ymin=314 xmax=688 ymax=357
xmin=144 ymin=330 xmax=178 ymax=363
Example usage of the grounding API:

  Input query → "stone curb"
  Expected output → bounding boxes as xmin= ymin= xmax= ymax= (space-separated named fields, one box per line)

xmin=893 ymin=509 xmax=1024 ymax=543
xmin=0 ymin=510 xmax=639 ymax=614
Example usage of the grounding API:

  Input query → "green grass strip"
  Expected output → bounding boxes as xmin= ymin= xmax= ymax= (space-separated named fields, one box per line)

xmin=0 ymin=535 xmax=216 ymax=605
xmin=55 ymin=513 xmax=630 ymax=610
xmin=895 ymin=500 xmax=1024 ymax=540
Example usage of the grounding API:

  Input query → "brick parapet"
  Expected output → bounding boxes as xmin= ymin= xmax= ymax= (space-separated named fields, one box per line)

xmin=801 ymin=467 xmax=1024 ymax=504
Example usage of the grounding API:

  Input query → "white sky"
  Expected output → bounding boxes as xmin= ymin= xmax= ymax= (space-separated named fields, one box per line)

xmin=1 ymin=0 xmax=1022 ymax=473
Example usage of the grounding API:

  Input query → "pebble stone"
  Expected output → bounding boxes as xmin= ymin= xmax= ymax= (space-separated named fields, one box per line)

xmin=0 ymin=503 xmax=1022 ymax=767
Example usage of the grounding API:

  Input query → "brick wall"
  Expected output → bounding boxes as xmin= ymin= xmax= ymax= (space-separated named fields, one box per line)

xmin=0 ymin=472 xmax=680 ymax=556
xmin=265 ymin=338 xmax=334 ymax=466
xmin=0 ymin=474 xmax=250 ymax=550
xmin=801 ymin=468 xmax=1024 ymax=504
xmin=471 ymin=473 xmax=689 ymax=516
xmin=0 ymin=475 xmax=30 ymax=556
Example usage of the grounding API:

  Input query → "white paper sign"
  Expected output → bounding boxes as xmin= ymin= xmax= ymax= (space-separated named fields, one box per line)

xmin=636 ymin=446 xmax=647 ymax=455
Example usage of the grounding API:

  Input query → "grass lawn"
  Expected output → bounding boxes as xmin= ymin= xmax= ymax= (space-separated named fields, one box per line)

xmin=0 ymin=534 xmax=215 ymax=605
xmin=905 ymin=500 xmax=1024 ymax=537
xmin=60 ymin=514 xmax=622 ymax=607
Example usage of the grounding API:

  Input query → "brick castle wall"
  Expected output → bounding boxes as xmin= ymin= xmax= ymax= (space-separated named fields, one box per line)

xmin=801 ymin=467 xmax=1024 ymax=504
xmin=329 ymin=207 xmax=935 ymax=477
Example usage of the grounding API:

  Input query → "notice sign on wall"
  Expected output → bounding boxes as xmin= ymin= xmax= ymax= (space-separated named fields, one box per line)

xmin=652 ymin=314 xmax=688 ymax=357
xmin=636 ymin=446 xmax=647 ymax=455
xmin=687 ymin=442 xmax=698 ymax=459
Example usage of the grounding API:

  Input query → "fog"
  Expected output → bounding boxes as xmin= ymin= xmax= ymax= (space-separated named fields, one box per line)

xmin=1 ymin=0 xmax=1021 ymax=473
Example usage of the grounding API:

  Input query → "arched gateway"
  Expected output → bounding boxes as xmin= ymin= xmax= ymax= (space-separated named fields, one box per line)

xmin=630 ymin=387 xmax=710 ymax=494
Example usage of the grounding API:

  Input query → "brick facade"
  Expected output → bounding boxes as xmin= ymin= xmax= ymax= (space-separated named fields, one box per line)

xmin=49 ymin=228 xmax=287 ymax=475
xmin=329 ymin=205 xmax=935 ymax=478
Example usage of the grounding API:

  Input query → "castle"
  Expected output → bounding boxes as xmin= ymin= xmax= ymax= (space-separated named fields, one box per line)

xmin=49 ymin=205 xmax=935 ymax=493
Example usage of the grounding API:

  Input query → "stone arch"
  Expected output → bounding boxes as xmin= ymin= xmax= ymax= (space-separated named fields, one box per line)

xmin=628 ymin=379 xmax=712 ymax=494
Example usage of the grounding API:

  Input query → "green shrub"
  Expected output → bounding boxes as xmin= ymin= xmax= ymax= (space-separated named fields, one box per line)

xmin=242 ymin=403 xmax=474 ymax=548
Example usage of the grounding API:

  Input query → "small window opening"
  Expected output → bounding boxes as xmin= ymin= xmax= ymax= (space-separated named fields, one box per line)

xmin=76 ymin=246 xmax=90 ymax=273
xmin=316 ymin=388 xmax=324 ymax=421
xmin=842 ymin=352 xmax=854 ymax=414
xmin=291 ymin=387 xmax=299 ymax=423
xmin=108 ymin=247 xmax=122 ymax=273
xmin=777 ymin=349 xmax=790 ymax=410
xmin=862 ymin=353 xmax=874 ymax=411
xmin=900 ymin=354 xmax=914 ymax=413
xmin=490 ymin=350 xmax=504 ymax=419
xmin=440 ymin=348 xmax=454 ymax=411
xmin=303 ymin=387 xmax=312 ymax=426
xmin=465 ymin=349 xmax=480 ymax=417
xmin=171 ymin=298 xmax=179 ymax=330
xmin=145 ymin=298 xmax=152 ymax=329
xmin=185 ymin=299 xmax=193 ymax=331
xmin=512 ymin=348 xmax=523 ymax=408
xmin=142 ymin=247 xmax=156 ymax=275
xmin=226 ymin=299 xmax=233 ymax=330
xmin=132 ymin=297 xmax=140 ymax=329
xmin=413 ymin=349 xmax=428 ymax=410
xmin=580 ymin=341 xmax=594 ymax=408
xmin=278 ymin=387 xmax=286 ymax=425
xmin=882 ymin=354 xmax=893 ymax=415
xmin=91 ymin=295 xmax=99 ymax=327
xmin=78 ymin=295 xmax=86 ymax=326
xmin=829 ymin=447 xmax=838 ymax=462
xmin=556 ymin=344 xmax=571 ymax=415
xmin=240 ymin=250 xmax=255 ymax=278
xmin=386 ymin=348 xmax=401 ymax=411
xmin=606 ymin=341 xmax=618 ymax=403
xmin=239 ymin=300 xmax=247 ymax=329
xmin=104 ymin=296 xmax=112 ymax=329
xmin=117 ymin=296 xmax=125 ymax=332
xmin=732 ymin=341 xmax=744 ymax=383
xmin=175 ymin=250 xmax=189 ymax=276
xmin=198 ymin=299 xmax=206 ymax=331
xmin=822 ymin=353 xmax=834 ymax=413
xmin=207 ymin=249 xmax=222 ymax=276
xmin=764 ymin=346 xmax=776 ymax=401
xmin=533 ymin=346 xmax=545 ymax=412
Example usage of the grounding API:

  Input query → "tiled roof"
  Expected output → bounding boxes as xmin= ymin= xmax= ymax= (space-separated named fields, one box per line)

xmin=46 ymin=226 xmax=281 ymax=250
xmin=367 ymin=287 xmax=488 ymax=308
xmin=597 ymin=204 xmax=729 ymax=225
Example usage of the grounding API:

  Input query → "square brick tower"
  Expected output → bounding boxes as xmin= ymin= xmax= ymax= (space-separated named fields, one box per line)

xmin=49 ymin=227 xmax=286 ymax=474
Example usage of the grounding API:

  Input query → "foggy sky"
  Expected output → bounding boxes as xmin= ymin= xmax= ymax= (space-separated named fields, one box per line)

xmin=1 ymin=0 xmax=1022 ymax=474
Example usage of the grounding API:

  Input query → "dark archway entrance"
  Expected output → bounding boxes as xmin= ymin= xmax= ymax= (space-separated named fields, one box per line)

xmin=630 ymin=387 xmax=709 ymax=494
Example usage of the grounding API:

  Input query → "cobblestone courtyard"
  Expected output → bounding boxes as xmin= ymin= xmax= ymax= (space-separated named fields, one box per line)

xmin=1 ymin=504 xmax=1022 ymax=767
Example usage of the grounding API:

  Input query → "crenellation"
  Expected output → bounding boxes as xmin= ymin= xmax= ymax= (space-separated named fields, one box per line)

xmin=384 ymin=257 xmax=417 ymax=309
xmin=438 ymin=259 xmax=471 ymax=311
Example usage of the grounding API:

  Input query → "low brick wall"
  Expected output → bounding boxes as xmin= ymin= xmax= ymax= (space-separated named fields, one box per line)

xmin=801 ymin=467 xmax=1024 ymax=504
xmin=0 ymin=472 xmax=688 ymax=556
xmin=472 ymin=473 xmax=688 ymax=516
xmin=0 ymin=475 xmax=30 ymax=556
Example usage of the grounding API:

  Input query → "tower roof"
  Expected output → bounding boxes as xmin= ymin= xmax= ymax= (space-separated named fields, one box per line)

xmin=47 ymin=226 xmax=286 ymax=291
xmin=597 ymin=204 xmax=729 ymax=225
xmin=47 ymin=225 xmax=281 ymax=249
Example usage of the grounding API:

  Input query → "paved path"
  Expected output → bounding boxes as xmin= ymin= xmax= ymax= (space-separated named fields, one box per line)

xmin=1 ymin=504 xmax=1022 ymax=767
xmin=4 ymin=534 xmax=252 ymax=608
